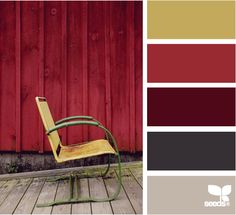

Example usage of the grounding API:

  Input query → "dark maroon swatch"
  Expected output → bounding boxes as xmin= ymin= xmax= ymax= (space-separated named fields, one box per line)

xmin=148 ymin=88 xmax=235 ymax=126
xmin=148 ymin=44 xmax=235 ymax=82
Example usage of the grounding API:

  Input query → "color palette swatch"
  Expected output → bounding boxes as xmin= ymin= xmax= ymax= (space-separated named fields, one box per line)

xmin=148 ymin=88 xmax=235 ymax=126
xmin=148 ymin=176 xmax=235 ymax=214
xmin=148 ymin=44 xmax=235 ymax=82
xmin=146 ymin=0 xmax=236 ymax=214
xmin=148 ymin=132 xmax=235 ymax=170
xmin=148 ymin=1 xmax=235 ymax=39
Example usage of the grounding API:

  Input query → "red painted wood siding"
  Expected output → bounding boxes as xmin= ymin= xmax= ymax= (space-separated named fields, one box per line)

xmin=0 ymin=2 xmax=142 ymax=153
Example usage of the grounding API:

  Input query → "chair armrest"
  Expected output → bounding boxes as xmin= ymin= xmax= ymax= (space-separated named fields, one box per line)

xmin=55 ymin=116 xmax=93 ymax=125
xmin=47 ymin=121 xmax=120 ymax=154
xmin=47 ymin=120 xmax=99 ymax=135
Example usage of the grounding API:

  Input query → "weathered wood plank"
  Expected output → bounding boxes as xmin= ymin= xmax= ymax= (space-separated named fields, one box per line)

xmin=127 ymin=1 xmax=136 ymax=153
xmin=117 ymin=168 xmax=142 ymax=214
xmin=51 ymin=179 xmax=71 ymax=214
xmin=32 ymin=180 xmax=58 ymax=214
xmin=87 ymin=1 xmax=106 ymax=140
xmin=89 ymin=177 xmax=112 ymax=214
xmin=134 ymin=1 xmax=143 ymax=152
xmin=38 ymin=1 xmax=45 ymax=153
xmin=71 ymin=178 xmax=91 ymax=214
xmin=129 ymin=167 xmax=143 ymax=188
xmin=0 ymin=180 xmax=7 ymax=188
xmin=110 ymin=2 xmax=132 ymax=151
xmin=104 ymin=170 xmax=135 ymax=214
xmin=14 ymin=178 xmax=45 ymax=214
xmin=0 ymin=2 xmax=16 ymax=151
xmin=15 ymin=1 xmax=21 ymax=152
xmin=67 ymin=1 xmax=84 ymax=144
xmin=61 ymin=1 xmax=68 ymax=144
xmin=20 ymin=1 xmax=40 ymax=152
xmin=0 ymin=178 xmax=32 ymax=214
xmin=44 ymin=1 xmax=63 ymax=151
xmin=0 ymin=179 xmax=18 ymax=206
xmin=82 ymin=1 xmax=88 ymax=141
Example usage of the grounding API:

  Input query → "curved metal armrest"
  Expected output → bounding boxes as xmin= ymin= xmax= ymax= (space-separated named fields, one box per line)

xmin=47 ymin=121 xmax=119 ymax=154
xmin=55 ymin=116 xmax=104 ymax=127
xmin=47 ymin=120 xmax=99 ymax=135
xmin=55 ymin=116 xmax=94 ymax=125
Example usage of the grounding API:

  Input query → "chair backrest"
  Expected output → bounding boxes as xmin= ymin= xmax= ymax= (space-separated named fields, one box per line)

xmin=35 ymin=97 xmax=60 ymax=159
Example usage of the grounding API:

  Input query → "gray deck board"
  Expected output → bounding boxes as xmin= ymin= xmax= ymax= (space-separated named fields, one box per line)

xmin=129 ymin=167 xmax=143 ymax=188
xmin=89 ymin=177 xmax=113 ymax=214
xmin=0 ymin=180 xmax=7 ymax=188
xmin=0 ymin=179 xmax=18 ymax=206
xmin=71 ymin=178 xmax=91 ymax=214
xmin=52 ymin=179 xmax=72 ymax=214
xmin=118 ymin=168 xmax=142 ymax=214
xmin=0 ymin=178 xmax=32 ymax=214
xmin=14 ymin=178 xmax=45 ymax=214
xmin=32 ymin=180 xmax=58 ymax=214
xmin=104 ymin=170 xmax=135 ymax=214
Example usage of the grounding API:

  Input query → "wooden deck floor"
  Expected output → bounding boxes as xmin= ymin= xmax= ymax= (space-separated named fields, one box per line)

xmin=0 ymin=162 xmax=142 ymax=214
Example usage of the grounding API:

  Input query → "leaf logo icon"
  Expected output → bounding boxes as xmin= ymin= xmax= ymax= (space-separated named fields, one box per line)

xmin=208 ymin=185 xmax=221 ymax=196
xmin=208 ymin=185 xmax=231 ymax=202
xmin=222 ymin=185 xmax=231 ymax=202
xmin=205 ymin=184 xmax=232 ymax=207
xmin=222 ymin=185 xmax=231 ymax=196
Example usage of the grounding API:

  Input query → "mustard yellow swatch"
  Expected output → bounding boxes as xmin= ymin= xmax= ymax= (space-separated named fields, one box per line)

xmin=148 ymin=1 xmax=235 ymax=39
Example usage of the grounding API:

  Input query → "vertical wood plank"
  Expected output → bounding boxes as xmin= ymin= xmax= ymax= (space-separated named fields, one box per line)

xmin=82 ymin=2 xmax=88 ymax=141
xmin=71 ymin=178 xmax=91 ymax=214
xmin=21 ymin=1 xmax=40 ymax=152
xmin=51 ymin=180 xmax=71 ymax=214
xmin=89 ymin=177 xmax=112 ymax=214
xmin=67 ymin=2 xmax=84 ymax=144
xmin=61 ymin=2 xmax=68 ymax=144
xmin=44 ymin=1 xmax=63 ymax=151
xmin=110 ymin=2 xmax=130 ymax=151
xmin=134 ymin=1 xmax=143 ymax=152
xmin=88 ymin=1 xmax=106 ymax=140
xmin=38 ymin=1 xmax=45 ymax=153
xmin=105 ymin=2 xmax=112 ymax=130
xmin=127 ymin=2 xmax=136 ymax=153
xmin=0 ymin=2 xmax=16 ymax=151
xmin=15 ymin=1 xmax=21 ymax=152
xmin=32 ymin=180 xmax=58 ymax=214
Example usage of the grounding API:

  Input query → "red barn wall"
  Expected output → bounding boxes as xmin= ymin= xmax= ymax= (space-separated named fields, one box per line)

xmin=0 ymin=2 xmax=142 ymax=153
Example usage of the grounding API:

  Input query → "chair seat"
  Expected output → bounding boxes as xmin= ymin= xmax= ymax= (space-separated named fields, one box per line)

xmin=57 ymin=139 xmax=116 ymax=163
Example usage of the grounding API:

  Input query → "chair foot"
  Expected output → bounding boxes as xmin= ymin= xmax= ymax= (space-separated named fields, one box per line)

xmin=36 ymin=195 xmax=117 ymax=207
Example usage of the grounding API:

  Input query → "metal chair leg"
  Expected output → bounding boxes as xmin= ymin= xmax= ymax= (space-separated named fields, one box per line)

xmin=36 ymin=153 xmax=122 ymax=207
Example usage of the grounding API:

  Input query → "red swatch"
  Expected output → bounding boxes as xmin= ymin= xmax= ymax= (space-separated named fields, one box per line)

xmin=148 ymin=88 xmax=235 ymax=126
xmin=148 ymin=44 xmax=235 ymax=82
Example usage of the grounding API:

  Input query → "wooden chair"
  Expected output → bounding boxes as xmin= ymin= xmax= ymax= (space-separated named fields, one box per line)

xmin=35 ymin=96 xmax=122 ymax=207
